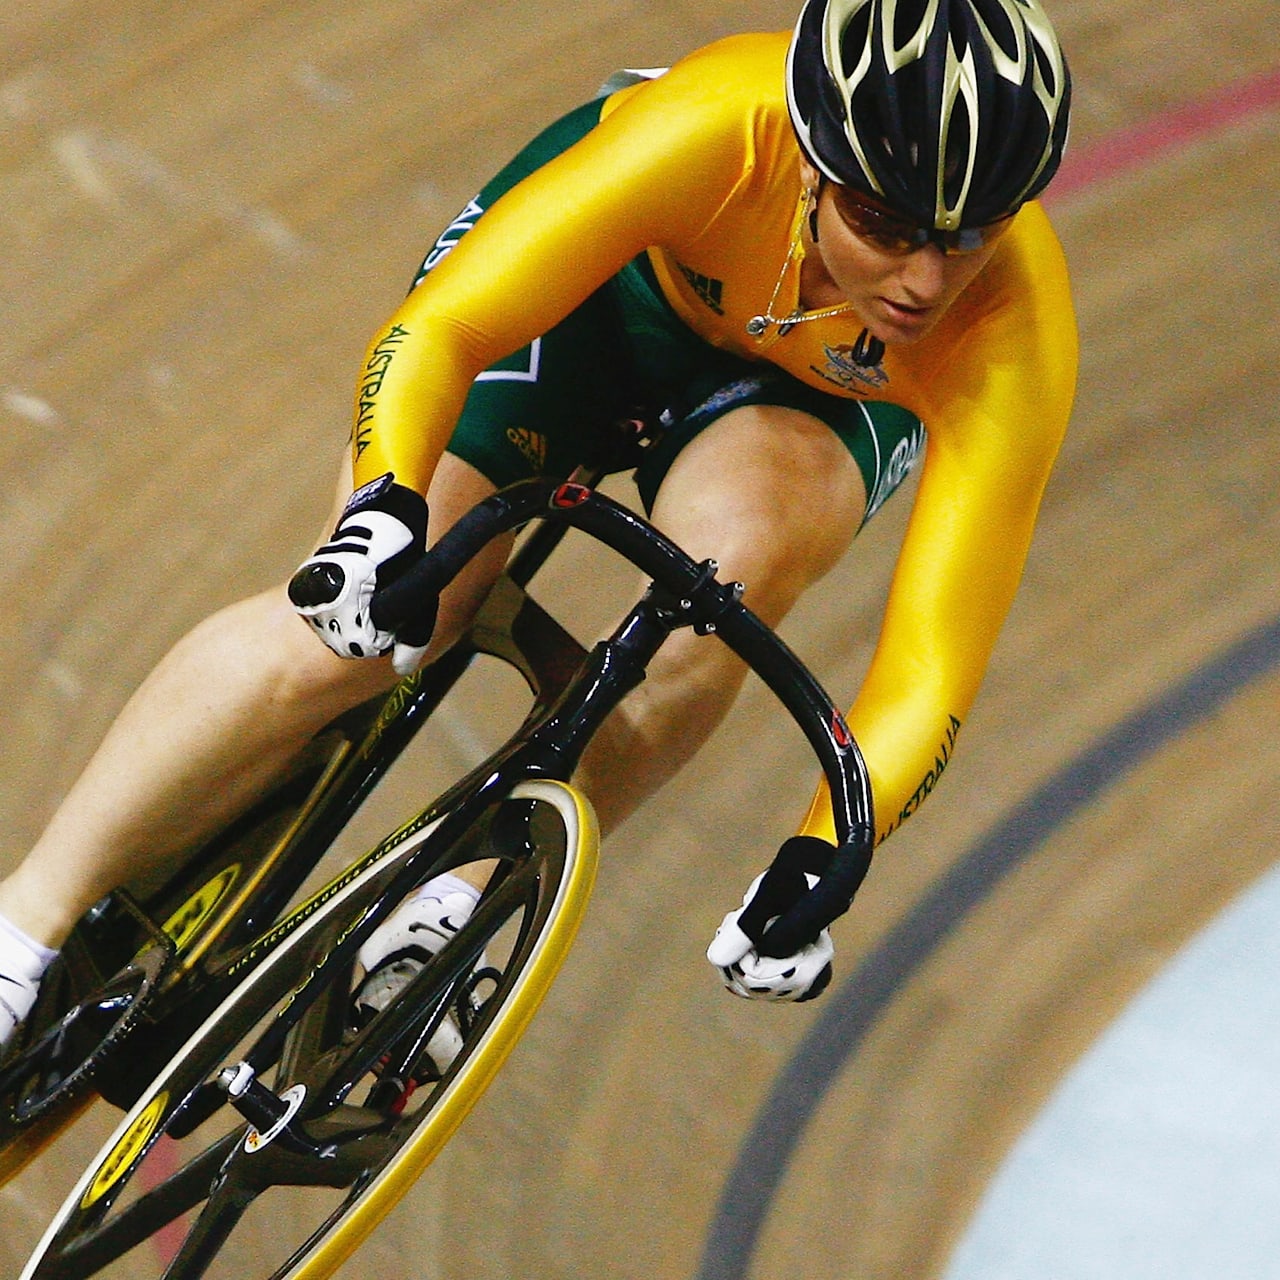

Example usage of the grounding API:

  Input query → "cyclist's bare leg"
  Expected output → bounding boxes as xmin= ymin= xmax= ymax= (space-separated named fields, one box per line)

xmin=577 ymin=403 xmax=866 ymax=834
xmin=2 ymin=408 xmax=858 ymax=949
xmin=0 ymin=453 xmax=506 ymax=950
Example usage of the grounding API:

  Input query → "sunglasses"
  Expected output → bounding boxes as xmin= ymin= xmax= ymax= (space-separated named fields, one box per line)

xmin=826 ymin=184 xmax=1013 ymax=257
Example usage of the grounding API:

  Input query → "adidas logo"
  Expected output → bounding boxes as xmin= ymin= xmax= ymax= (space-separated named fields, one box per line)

xmin=677 ymin=263 xmax=725 ymax=315
xmin=506 ymin=427 xmax=547 ymax=469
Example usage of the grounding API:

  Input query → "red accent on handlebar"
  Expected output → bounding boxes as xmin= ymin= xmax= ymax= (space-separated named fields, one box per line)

xmin=550 ymin=482 xmax=592 ymax=509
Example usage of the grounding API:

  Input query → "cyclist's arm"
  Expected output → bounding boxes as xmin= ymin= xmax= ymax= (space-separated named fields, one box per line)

xmin=799 ymin=224 xmax=1079 ymax=846
xmin=347 ymin=53 xmax=759 ymax=496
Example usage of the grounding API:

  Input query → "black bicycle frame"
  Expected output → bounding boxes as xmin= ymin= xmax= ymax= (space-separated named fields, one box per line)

xmin=374 ymin=477 xmax=879 ymax=959
xmin=200 ymin=475 xmax=872 ymax=1085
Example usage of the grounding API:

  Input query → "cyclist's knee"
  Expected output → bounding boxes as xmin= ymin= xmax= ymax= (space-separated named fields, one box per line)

xmin=235 ymin=586 xmax=397 ymax=711
xmin=651 ymin=404 xmax=863 ymax=623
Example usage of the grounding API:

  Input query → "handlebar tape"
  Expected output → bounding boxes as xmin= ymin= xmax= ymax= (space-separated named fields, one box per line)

xmin=749 ymin=832 xmax=874 ymax=958
xmin=368 ymin=501 xmax=500 ymax=636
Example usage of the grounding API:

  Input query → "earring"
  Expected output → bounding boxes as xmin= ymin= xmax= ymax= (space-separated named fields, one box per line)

xmin=805 ymin=186 xmax=820 ymax=241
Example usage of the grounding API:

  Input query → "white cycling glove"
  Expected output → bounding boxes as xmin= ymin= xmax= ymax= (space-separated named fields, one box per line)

xmin=288 ymin=473 xmax=434 ymax=675
xmin=707 ymin=870 xmax=835 ymax=1002
xmin=706 ymin=834 xmax=856 ymax=1004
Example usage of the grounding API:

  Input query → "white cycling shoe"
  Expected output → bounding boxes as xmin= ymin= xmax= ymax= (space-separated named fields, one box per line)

xmin=351 ymin=874 xmax=482 ymax=1076
xmin=0 ymin=915 xmax=55 ymax=1051
xmin=0 ymin=969 xmax=40 ymax=1051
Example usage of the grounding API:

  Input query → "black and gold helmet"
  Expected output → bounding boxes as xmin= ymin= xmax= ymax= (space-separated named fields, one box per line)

xmin=786 ymin=0 xmax=1072 ymax=229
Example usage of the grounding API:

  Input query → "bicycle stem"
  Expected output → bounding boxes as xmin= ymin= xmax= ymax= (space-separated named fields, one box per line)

xmin=518 ymin=574 xmax=724 ymax=778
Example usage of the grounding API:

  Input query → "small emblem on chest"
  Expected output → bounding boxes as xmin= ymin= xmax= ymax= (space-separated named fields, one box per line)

xmin=813 ymin=339 xmax=891 ymax=392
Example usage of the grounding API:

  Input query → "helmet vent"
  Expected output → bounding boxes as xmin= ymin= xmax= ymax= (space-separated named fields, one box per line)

xmin=891 ymin=0 xmax=930 ymax=54
xmin=941 ymin=106 xmax=973 ymax=212
xmin=1030 ymin=36 xmax=1059 ymax=95
xmin=977 ymin=0 xmax=1021 ymax=62
xmin=840 ymin=2 xmax=873 ymax=74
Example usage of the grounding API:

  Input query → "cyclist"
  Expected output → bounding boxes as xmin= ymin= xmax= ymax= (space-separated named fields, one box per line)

xmin=0 ymin=0 xmax=1075 ymax=1044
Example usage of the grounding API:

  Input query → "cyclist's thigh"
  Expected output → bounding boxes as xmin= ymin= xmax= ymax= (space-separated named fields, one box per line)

xmin=647 ymin=402 xmax=866 ymax=626
xmin=635 ymin=376 xmax=925 ymax=530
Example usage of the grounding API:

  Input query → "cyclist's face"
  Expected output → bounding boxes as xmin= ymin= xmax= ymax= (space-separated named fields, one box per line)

xmin=798 ymin=160 xmax=1002 ymax=346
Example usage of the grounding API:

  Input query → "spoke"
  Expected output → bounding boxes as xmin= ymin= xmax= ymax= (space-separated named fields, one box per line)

xmin=277 ymin=976 xmax=348 ymax=1088
xmin=157 ymin=1173 xmax=257 ymax=1280
xmin=229 ymin=1107 xmax=392 ymax=1192
xmin=40 ymin=1132 xmax=242 ymax=1278
xmin=300 ymin=1120 xmax=397 ymax=1186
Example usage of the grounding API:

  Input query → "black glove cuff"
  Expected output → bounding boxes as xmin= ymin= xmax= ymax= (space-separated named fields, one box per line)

xmin=748 ymin=832 xmax=874 ymax=959
xmin=342 ymin=472 xmax=428 ymax=548
xmin=736 ymin=836 xmax=835 ymax=944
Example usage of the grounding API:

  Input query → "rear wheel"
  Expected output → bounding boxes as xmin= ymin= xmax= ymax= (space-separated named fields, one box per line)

xmin=21 ymin=779 xmax=597 ymax=1280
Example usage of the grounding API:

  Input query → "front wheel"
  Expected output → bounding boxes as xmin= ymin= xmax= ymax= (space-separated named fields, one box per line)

xmin=21 ymin=779 xmax=597 ymax=1280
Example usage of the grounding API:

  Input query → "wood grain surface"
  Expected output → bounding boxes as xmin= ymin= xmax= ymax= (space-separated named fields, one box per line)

xmin=2 ymin=3 xmax=1277 ymax=1276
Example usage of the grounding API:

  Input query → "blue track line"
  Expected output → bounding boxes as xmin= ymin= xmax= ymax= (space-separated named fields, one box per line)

xmin=696 ymin=611 xmax=1280 ymax=1280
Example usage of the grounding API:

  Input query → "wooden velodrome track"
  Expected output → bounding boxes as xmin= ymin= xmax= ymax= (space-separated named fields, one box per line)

xmin=2 ymin=2 xmax=1277 ymax=1276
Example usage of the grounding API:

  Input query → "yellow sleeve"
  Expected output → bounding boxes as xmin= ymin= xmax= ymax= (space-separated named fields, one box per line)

xmin=800 ymin=208 xmax=1079 ymax=846
xmin=347 ymin=38 xmax=780 ymax=494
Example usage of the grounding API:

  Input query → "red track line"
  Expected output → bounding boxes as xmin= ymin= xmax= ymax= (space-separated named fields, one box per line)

xmin=142 ymin=1136 xmax=190 ymax=1267
xmin=1047 ymin=65 xmax=1280 ymax=202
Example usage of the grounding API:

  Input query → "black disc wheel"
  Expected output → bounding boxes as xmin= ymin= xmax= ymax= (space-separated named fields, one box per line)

xmin=21 ymin=780 xmax=597 ymax=1280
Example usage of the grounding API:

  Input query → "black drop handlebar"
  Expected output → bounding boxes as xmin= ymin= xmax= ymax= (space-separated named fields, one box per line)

xmin=370 ymin=477 xmax=875 ymax=955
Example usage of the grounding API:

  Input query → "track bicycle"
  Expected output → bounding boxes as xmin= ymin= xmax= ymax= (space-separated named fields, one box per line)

xmin=17 ymin=473 xmax=875 ymax=1279
xmin=0 ymin=462 xmax=634 ymax=1179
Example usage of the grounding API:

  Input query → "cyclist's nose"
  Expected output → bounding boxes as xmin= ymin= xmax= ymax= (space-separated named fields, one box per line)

xmin=895 ymin=243 xmax=948 ymax=305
